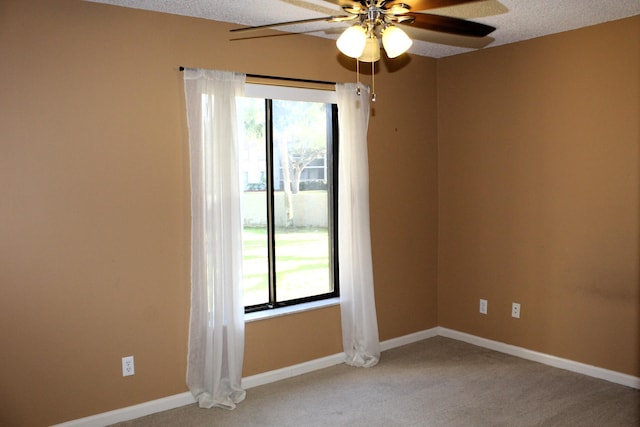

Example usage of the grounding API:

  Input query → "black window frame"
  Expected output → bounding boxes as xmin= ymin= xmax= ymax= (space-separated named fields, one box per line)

xmin=243 ymin=100 xmax=340 ymax=313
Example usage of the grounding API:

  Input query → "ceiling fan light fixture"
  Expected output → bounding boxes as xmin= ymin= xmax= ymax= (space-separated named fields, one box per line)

xmin=336 ymin=25 xmax=367 ymax=58
xmin=382 ymin=25 xmax=412 ymax=58
xmin=358 ymin=36 xmax=380 ymax=63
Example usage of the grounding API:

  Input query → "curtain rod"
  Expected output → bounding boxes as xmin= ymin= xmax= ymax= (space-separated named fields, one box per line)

xmin=179 ymin=66 xmax=336 ymax=90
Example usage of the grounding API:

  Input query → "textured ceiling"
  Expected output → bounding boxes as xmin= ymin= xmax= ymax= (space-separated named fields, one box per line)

xmin=85 ymin=0 xmax=640 ymax=58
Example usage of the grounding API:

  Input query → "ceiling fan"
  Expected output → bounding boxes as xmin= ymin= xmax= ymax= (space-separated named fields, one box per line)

xmin=231 ymin=0 xmax=497 ymax=62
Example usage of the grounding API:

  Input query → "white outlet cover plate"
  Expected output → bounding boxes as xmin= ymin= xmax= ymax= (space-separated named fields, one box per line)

xmin=512 ymin=303 xmax=521 ymax=318
xmin=122 ymin=356 xmax=135 ymax=376
xmin=479 ymin=299 xmax=488 ymax=315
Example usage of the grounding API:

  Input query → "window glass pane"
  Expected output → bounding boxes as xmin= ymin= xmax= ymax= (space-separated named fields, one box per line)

xmin=239 ymin=97 xmax=269 ymax=307
xmin=239 ymin=89 xmax=337 ymax=311
xmin=272 ymin=100 xmax=332 ymax=302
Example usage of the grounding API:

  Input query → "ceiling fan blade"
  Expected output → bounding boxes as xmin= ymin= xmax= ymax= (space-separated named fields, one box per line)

xmin=400 ymin=12 xmax=495 ymax=37
xmin=230 ymin=15 xmax=352 ymax=33
xmin=398 ymin=0 xmax=484 ymax=12
xmin=323 ymin=0 xmax=479 ymax=9
xmin=321 ymin=1 xmax=365 ymax=7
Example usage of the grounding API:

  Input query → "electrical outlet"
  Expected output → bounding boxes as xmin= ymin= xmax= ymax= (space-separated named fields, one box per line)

xmin=512 ymin=302 xmax=521 ymax=319
xmin=122 ymin=356 xmax=135 ymax=376
xmin=479 ymin=299 xmax=488 ymax=315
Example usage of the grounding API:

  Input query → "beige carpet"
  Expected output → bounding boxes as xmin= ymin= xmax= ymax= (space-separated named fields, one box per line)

xmin=112 ymin=337 xmax=640 ymax=426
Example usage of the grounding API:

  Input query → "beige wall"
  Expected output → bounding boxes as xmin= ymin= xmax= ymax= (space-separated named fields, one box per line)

xmin=0 ymin=1 xmax=438 ymax=425
xmin=438 ymin=16 xmax=639 ymax=377
xmin=2 ymin=1 xmax=637 ymax=426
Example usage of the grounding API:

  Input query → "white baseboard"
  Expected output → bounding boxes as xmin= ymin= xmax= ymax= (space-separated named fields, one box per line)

xmin=437 ymin=327 xmax=640 ymax=389
xmin=242 ymin=327 xmax=440 ymax=390
xmin=51 ymin=392 xmax=197 ymax=427
xmin=380 ymin=327 xmax=439 ymax=351
xmin=52 ymin=329 xmax=434 ymax=427
xmin=241 ymin=351 xmax=346 ymax=389
xmin=52 ymin=326 xmax=638 ymax=426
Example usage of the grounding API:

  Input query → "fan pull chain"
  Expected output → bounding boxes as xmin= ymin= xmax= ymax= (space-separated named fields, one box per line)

xmin=356 ymin=59 xmax=361 ymax=96
xmin=371 ymin=61 xmax=376 ymax=103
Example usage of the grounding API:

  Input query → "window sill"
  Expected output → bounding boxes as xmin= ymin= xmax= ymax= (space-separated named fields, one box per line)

xmin=244 ymin=297 xmax=340 ymax=323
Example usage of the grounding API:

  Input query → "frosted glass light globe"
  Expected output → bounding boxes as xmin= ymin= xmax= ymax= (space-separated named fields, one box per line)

xmin=337 ymin=25 xmax=367 ymax=58
xmin=382 ymin=26 xmax=412 ymax=58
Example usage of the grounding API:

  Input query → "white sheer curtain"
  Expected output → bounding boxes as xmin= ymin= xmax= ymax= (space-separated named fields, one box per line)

xmin=183 ymin=69 xmax=246 ymax=409
xmin=337 ymin=83 xmax=380 ymax=367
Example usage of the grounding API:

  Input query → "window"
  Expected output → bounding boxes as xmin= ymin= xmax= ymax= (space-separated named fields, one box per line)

xmin=238 ymin=84 xmax=339 ymax=312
